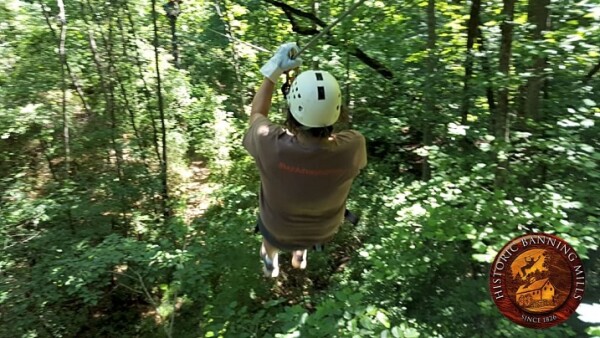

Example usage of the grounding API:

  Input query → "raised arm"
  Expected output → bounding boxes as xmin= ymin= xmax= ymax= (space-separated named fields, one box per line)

xmin=249 ymin=43 xmax=302 ymax=126
xmin=250 ymin=78 xmax=276 ymax=125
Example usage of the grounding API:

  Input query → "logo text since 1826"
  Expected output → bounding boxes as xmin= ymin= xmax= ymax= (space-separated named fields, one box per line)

xmin=489 ymin=233 xmax=585 ymax=329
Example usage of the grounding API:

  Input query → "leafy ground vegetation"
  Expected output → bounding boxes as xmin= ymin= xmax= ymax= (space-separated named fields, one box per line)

xmin=1 ymin=0 xmax=599 ymax=337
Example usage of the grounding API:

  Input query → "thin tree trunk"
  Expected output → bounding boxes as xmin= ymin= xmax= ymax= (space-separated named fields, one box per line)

xmin=343 ymin=0 xmax=351 ymax=109
xmin=81 ymin=4 xmax=124 ymax=181
xmin=165 ymin=1 xmax=181 ymax=68
xmin=57 ymin=0 xmax=69 ymax=177
xmin=151 ymin=0 xmax=170 ymax=219
xmin=106 ymin=4 xmax=132 ymax=229
xmin=115 ymin=6 xmax=148 ymax=160
xmin=524 ymin=0 xmax=550 ymax=122
xmin=56 ymin=0 xmax=74 ymax=231
xmin=124 ymin=1 xmax=162 ymax=166
xmin=311 ymin=1 xmax=319 ymax=32
xmin=494 ymin=0 xmax=516 ymax=189
xmin=478 ymin=28 xmax=497 ymax=122
xmin=40 ymin=140 xmax=59 ymax=181
xmin=461 ymin=0 xmax=481 ymax=125
xmin=89 ymin=1 xmax=147 ymax=166
xmin=215 ymin=0 xmax=245 ymax=110
xmin=40 ymin=2 xmax=93 ymax=119
xmin=422 ymin=0 xmax=437 ymax=181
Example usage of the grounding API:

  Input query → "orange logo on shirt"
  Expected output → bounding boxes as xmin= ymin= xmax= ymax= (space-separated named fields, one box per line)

xmin=278 ymin=161 xmax=345 ymax=176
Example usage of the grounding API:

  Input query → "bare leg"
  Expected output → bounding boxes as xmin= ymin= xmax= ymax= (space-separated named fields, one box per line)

xmin=261 ymin=238 xmax=279 ymax=259
xmin=260 ymin=238 xmax=280 ymax=277
xmin=291 ymin=249 xmax=307 ymax=269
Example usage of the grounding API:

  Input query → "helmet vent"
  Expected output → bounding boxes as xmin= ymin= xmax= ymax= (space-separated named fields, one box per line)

xmin=317 ymin=86 xmax=325 ymax=100
xmin=298 ymin=105 xmax=303 ymax=111
xmin=315 ymin=72 xmax=323 ymax=81
xmin=298 ymin=94 xmax=301 ymax=98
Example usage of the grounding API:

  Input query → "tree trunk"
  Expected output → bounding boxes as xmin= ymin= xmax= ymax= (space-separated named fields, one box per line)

xmin=477 ymin=28 xmax=497 ymax=123
xmin=123 ymin=2 xmax=162 ymax=167
xmin=165 ymin=1 xmax=180 ymax=68
xmin=343 ymin=0 xmax=351 ymax=109
xmin=57 ymin=0 xmax=69 ymax=177
xmin=40 ymin=1 xmax=93 ymax=118
xmin=151 ymin=0 xmax=170 ymax=220
xmin=460 ymin=0 xmax=481 ymax=125
xmin=113 ymin=9 xmax=148 ymax=161
xmin=90 ymin=1 xmax=148 ymax=166
xmin=215 ymin=0 xmax=245 ymax=111
xmin=422 ymin=0 xmax=437 ymax=181
xmin=81 ymin=3 xmax=124 ymax=181
xmin=524 ymin=0 xmax=550 ymax=122
xmin=494 ymin=0 xmax=516 ymax=189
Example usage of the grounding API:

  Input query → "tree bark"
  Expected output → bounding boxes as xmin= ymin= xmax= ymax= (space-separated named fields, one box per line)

xmin=524 ymin=0 xmax=550 ymax=122
xmin=124 ymin=1 xmax=162 ymax=167
xmin=460 ymin=0 xmax=481 ymax=125
xmin=151 ymin=0 xmax=170 ymax=219
xmin=165 ymin=0 xmax=181 ymax=68
xmin=81 ymin=2 xmax=124 ymax=180
xmin=477 ymin=27 xmax=497 ymax=121
xmin=113 ymin=8 xmax=148 ymax=161
xmin=215 ymin=0 xmax=245 ymax=110
xmin=422 ymin=0 xmax=437 ymax=181
xmin=57 ymin=0 xmax=69 ymax=177
xmin=40 ymin=1 xmax=92 ymax=118
xmin=265 ymin=0 xmax=394 ymax=79
xmin=494 ymin=0 xmax=516 ymax=189
xmin=88 ymin=1 xmax=148 ymax=165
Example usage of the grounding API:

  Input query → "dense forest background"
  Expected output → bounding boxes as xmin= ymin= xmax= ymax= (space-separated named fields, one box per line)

xmin=1 ymin=0 xmax=599 ymax=337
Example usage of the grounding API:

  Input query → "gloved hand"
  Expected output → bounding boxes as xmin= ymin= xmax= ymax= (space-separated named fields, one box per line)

xmin=260 ymin=43 xmax=302 ymax=83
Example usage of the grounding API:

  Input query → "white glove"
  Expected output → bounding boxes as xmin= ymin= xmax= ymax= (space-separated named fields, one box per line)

xmin=260 ymin=43 xmax=303 ymax=83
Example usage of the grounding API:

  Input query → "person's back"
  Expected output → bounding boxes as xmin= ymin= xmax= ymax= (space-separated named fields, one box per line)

xmin=244 ymin=115 xmax=366 ymax=248
xmin=244 ymin=43 xmax=367 ymax=277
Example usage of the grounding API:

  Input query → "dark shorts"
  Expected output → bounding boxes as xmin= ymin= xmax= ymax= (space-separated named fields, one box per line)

xmin=255 ymin=210 xmax=358 ymax=251
xmin=256 ymin=217 xmax=314 ymax=251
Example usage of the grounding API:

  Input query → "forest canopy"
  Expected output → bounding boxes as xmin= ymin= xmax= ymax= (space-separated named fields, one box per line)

xmin=0 ymin=0 xmax=599 ymax=337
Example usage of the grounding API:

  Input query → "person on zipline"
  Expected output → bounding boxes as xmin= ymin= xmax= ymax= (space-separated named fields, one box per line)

xmin=243 ymin=43 xmax=367 ymax=277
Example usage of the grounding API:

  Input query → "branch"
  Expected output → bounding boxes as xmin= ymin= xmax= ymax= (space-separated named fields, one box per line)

xmin=264 ymin=0 xmax=394 ymax=79
xmin=349 ymin=45 xmax=394 ymax=80
xmin=130 ymin=268 xmax=172 ymax=338
xmin=264 ymin=0 xmax=326 ymax=26
xmin=583 ymin=59 xmax=600 ymax=85
xmin=281 ymin=8 xmax=319 ymax=35
xmin=39 ymin=1 xmax=93 ymax=116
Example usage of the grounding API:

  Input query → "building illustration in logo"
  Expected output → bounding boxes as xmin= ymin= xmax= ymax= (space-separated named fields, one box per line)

xmin=508 ymin=249 xmax=567 ymax=313
xmin=515 ymin=278 xmax=555 ymax=309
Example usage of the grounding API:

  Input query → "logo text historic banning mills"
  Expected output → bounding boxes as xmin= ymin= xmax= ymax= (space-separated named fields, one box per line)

xmin=489 ymin=233 xmax=585 ymax=329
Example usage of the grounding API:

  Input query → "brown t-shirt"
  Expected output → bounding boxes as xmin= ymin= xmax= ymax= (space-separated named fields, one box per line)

xmin=243 ymin=115 xmax=367 ymax=247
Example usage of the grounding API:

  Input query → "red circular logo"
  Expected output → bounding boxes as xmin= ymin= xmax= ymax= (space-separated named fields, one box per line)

xmin=489 ymin=233 xmax=585 ymax=328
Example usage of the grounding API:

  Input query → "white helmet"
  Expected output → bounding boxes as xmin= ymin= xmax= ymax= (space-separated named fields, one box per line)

xmin=287 ymin=70 xmax=342 ymax=128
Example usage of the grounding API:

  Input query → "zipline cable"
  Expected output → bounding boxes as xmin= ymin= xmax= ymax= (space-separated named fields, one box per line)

xmin=204 ymin=27 xmax=271 ymax=52
xmin=193 ymin=0 xmax=367 ymax=57
xmin=293 ymin=0 xmax=367 ymax=58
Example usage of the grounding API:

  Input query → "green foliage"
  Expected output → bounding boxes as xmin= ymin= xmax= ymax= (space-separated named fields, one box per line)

xmin=0 ymin=0 xmax=598 ymax=337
